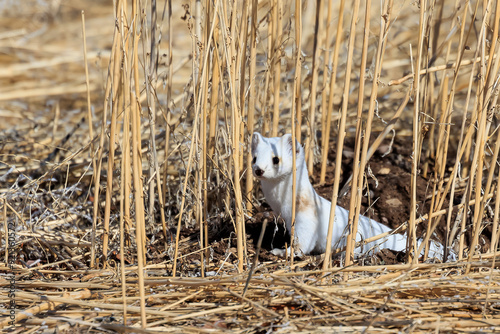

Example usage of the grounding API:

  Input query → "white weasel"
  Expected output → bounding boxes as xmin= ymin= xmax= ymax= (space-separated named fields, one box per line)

xmin=251 ymin=132 xmax=444 ymax=258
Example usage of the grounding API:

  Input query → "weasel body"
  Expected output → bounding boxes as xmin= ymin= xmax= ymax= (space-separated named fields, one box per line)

xmin=251 ymin=132 xmax=443 ymax=258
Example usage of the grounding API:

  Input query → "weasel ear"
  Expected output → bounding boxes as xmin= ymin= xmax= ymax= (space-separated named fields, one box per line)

xmin=251 ymin=132 xmax=263 ymax=154
xmin=282 ymin=133 xmax=300 ymax=155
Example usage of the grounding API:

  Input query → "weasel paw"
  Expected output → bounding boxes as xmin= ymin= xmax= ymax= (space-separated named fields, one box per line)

xmin=270 ymin=248 xmax=286 ymax=257
xmin=270 ymin=247 xmax=305 ymax=258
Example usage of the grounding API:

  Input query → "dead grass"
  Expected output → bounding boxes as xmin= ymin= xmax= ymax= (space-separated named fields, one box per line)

xmin=0 ymin=0 xmax=499 ymax=332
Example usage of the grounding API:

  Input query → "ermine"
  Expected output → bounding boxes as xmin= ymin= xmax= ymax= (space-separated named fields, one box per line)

xmin=251 ymin=132 xmax=444 ymax=258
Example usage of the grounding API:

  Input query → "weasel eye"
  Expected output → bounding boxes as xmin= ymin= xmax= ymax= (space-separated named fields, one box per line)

xmin=252 ymin=156 xmax=256 ymax=164
xmin=272 ymin=157 xmax=280 ymax=165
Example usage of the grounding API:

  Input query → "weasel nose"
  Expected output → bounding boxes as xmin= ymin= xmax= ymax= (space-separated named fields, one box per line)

xmin=254 ymin=167 xmax=264 ymax=177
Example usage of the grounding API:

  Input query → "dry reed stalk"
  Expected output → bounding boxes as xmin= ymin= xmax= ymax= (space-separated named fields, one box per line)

xmin=143 ymin=0 xmax=168 ymax=253
xmin=191 ymin=6 xmax=202 ymax=277
xmin=322 ymin=0 xmax=361 ymax=271
xmin=245 ymin=0 xmax=258 ymax=211
xmin=199 ymin=5 xmax=212 ymax=277
xmin=161 ymin=0 xmax=173 ymax=231
xmin=426 ymin=76 xmax=449 ymax=260
xmin=388 ymin=55 xmax=499 ymax=87
xmin=408 ymin=0 xmax=428 ymax=264
xmin=433 ymin=1 xmax=473 ymax=259
xmin=90 ymin=3 xmax=125 ymax=271
xmin=485 ymin=0 xmax=500 ymax=88
xmin=82 ymin=6 xmax=100 ymax=269
xmin=479 ymin=51 xmax=500 ymax=204
xmin=288 ymin=0 xmax=302 ymax=267
xmin=208 ymin=24 xmax=220 ymax=158
xmin=100 ymin=3 xmax=123 ymax=267
xmin=242 ymin=218 xmax=268 ymax=297
xmin=448 ymin=0 xmax=483 ymax=260
xmin=474 ymin=49 xmax=500 ymax=255
xmin=119 ymin=90 xmax=128 ymax=325
xmin=130 ymin=91 xmax=147 ymax=327
xmin=129 ymin=0 xmax=147 ymax=326
xmin=207 ymin=21 xmax=220 ymax=261
xmin=271 ymin=0 xmax=282 ymax=137
xmin=294 ymin=2 xmax=303 ymax=143
xmin=421 ymin=0 xmax=446 ymax=179
xmin=222 ymin=1 xmax=246 ymax=272
xmin=319 ymin=0 xmax=334 ymax=175
xmin=344 ymin=0 xmax=372 ymax=270
xmin=305 ymin=0 xmax=323 ymax=174
xmin=466 ymin=0 xmax=495 ymax=274
xmin=320 ymin=0 xmax=346 ymax=184
xmin=262 ymin=12 xmax=273 ymax=136
xmin=237 ymin=1 xmax=249 ymax=176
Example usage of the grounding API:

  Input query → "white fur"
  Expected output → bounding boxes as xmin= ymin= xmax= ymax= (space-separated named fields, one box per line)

xmin=251 ymin=132 xmax=444 ymax=259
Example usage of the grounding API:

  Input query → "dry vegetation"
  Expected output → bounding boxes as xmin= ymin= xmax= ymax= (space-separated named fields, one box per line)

xmin=1 ymin=0 xmax=500 ymax=332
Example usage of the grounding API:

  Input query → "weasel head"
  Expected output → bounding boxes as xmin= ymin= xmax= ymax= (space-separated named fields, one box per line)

xmin=251 ymin=132 xmax=304 ymax=181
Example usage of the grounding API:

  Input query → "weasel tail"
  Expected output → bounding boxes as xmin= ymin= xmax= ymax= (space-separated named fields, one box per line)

xmin=251 ymin=132 xmax=445 ymax=259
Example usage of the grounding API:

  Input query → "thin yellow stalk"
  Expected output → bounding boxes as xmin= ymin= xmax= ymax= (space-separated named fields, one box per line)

xmin=305 ymin=0 xmax=323 ymax=174
xmin=161 ymin=0 xmax=173 ymax=244
xmin=238 ymin=1 xmax=249 ymax=175
xmin=245 ymin=0 xmax=258 ymax=211
xmin=271 ymin=0 xmax=282 ymax=137
xmin=344 ymin=0 xmax=373 ymax=268
xmin=143 ymin=0 xmax=168 ymax=254
xmin=320 ymin=0 xmax=334 ymax=166
xmin=197 ymin=136 xmax=204 ymax=277
xmin=129 ymin=0 xmax=147 ymax=327
xmin=89 ymin=11 xmax=118 ymax=267
xmin=295 ymin=1 xmax=303 ymax=143
xmin=322 ymin=0 xmax=361 ymax=271
xmin=466 ymin=0 xmax=494 ymax=274
xmin=102 ymin=90 xmax=118 ymax=269
xmin=389 ymin=54 xmax=498 ymax=86
xmin=289 ymin=0 xmax=301 ymax=267
xmin=262 ymin=12 xmax=273 ymax=136
xmin=218 ymin=0 xmax=246 ymax=271
xmin=422 ymin=0 xmax=446 ymax=179
xmin=408 ymin=0 xmax=428 ymax=264
xmin=82 ymin=9 xmax=97 ymax=268
xmin=198 ymin=3 xmax=213 ymax=277
xmin=207 ymin=23 xmax=220 ymax=262
xmin=208 ymin=19 xmax=220 ymax=158
xmin=423 ymin=75 xmax=449 ymax=260
xmin=100 ymin=6 xmax=123 ymax=266
xmin=480 ymin=48 xmax=500 ymax=203
xmin=320 ymin=0 xmax=346 ymax=184
xmin=130 ymin=91 xmax=147 ymax=328
xmin=119 ymin=75 xmax=128 ymax=325
xmin=472 ymin=47 xmax=500 ymax=257
xmin=484 ymin=0 xmax=500 ymax=90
